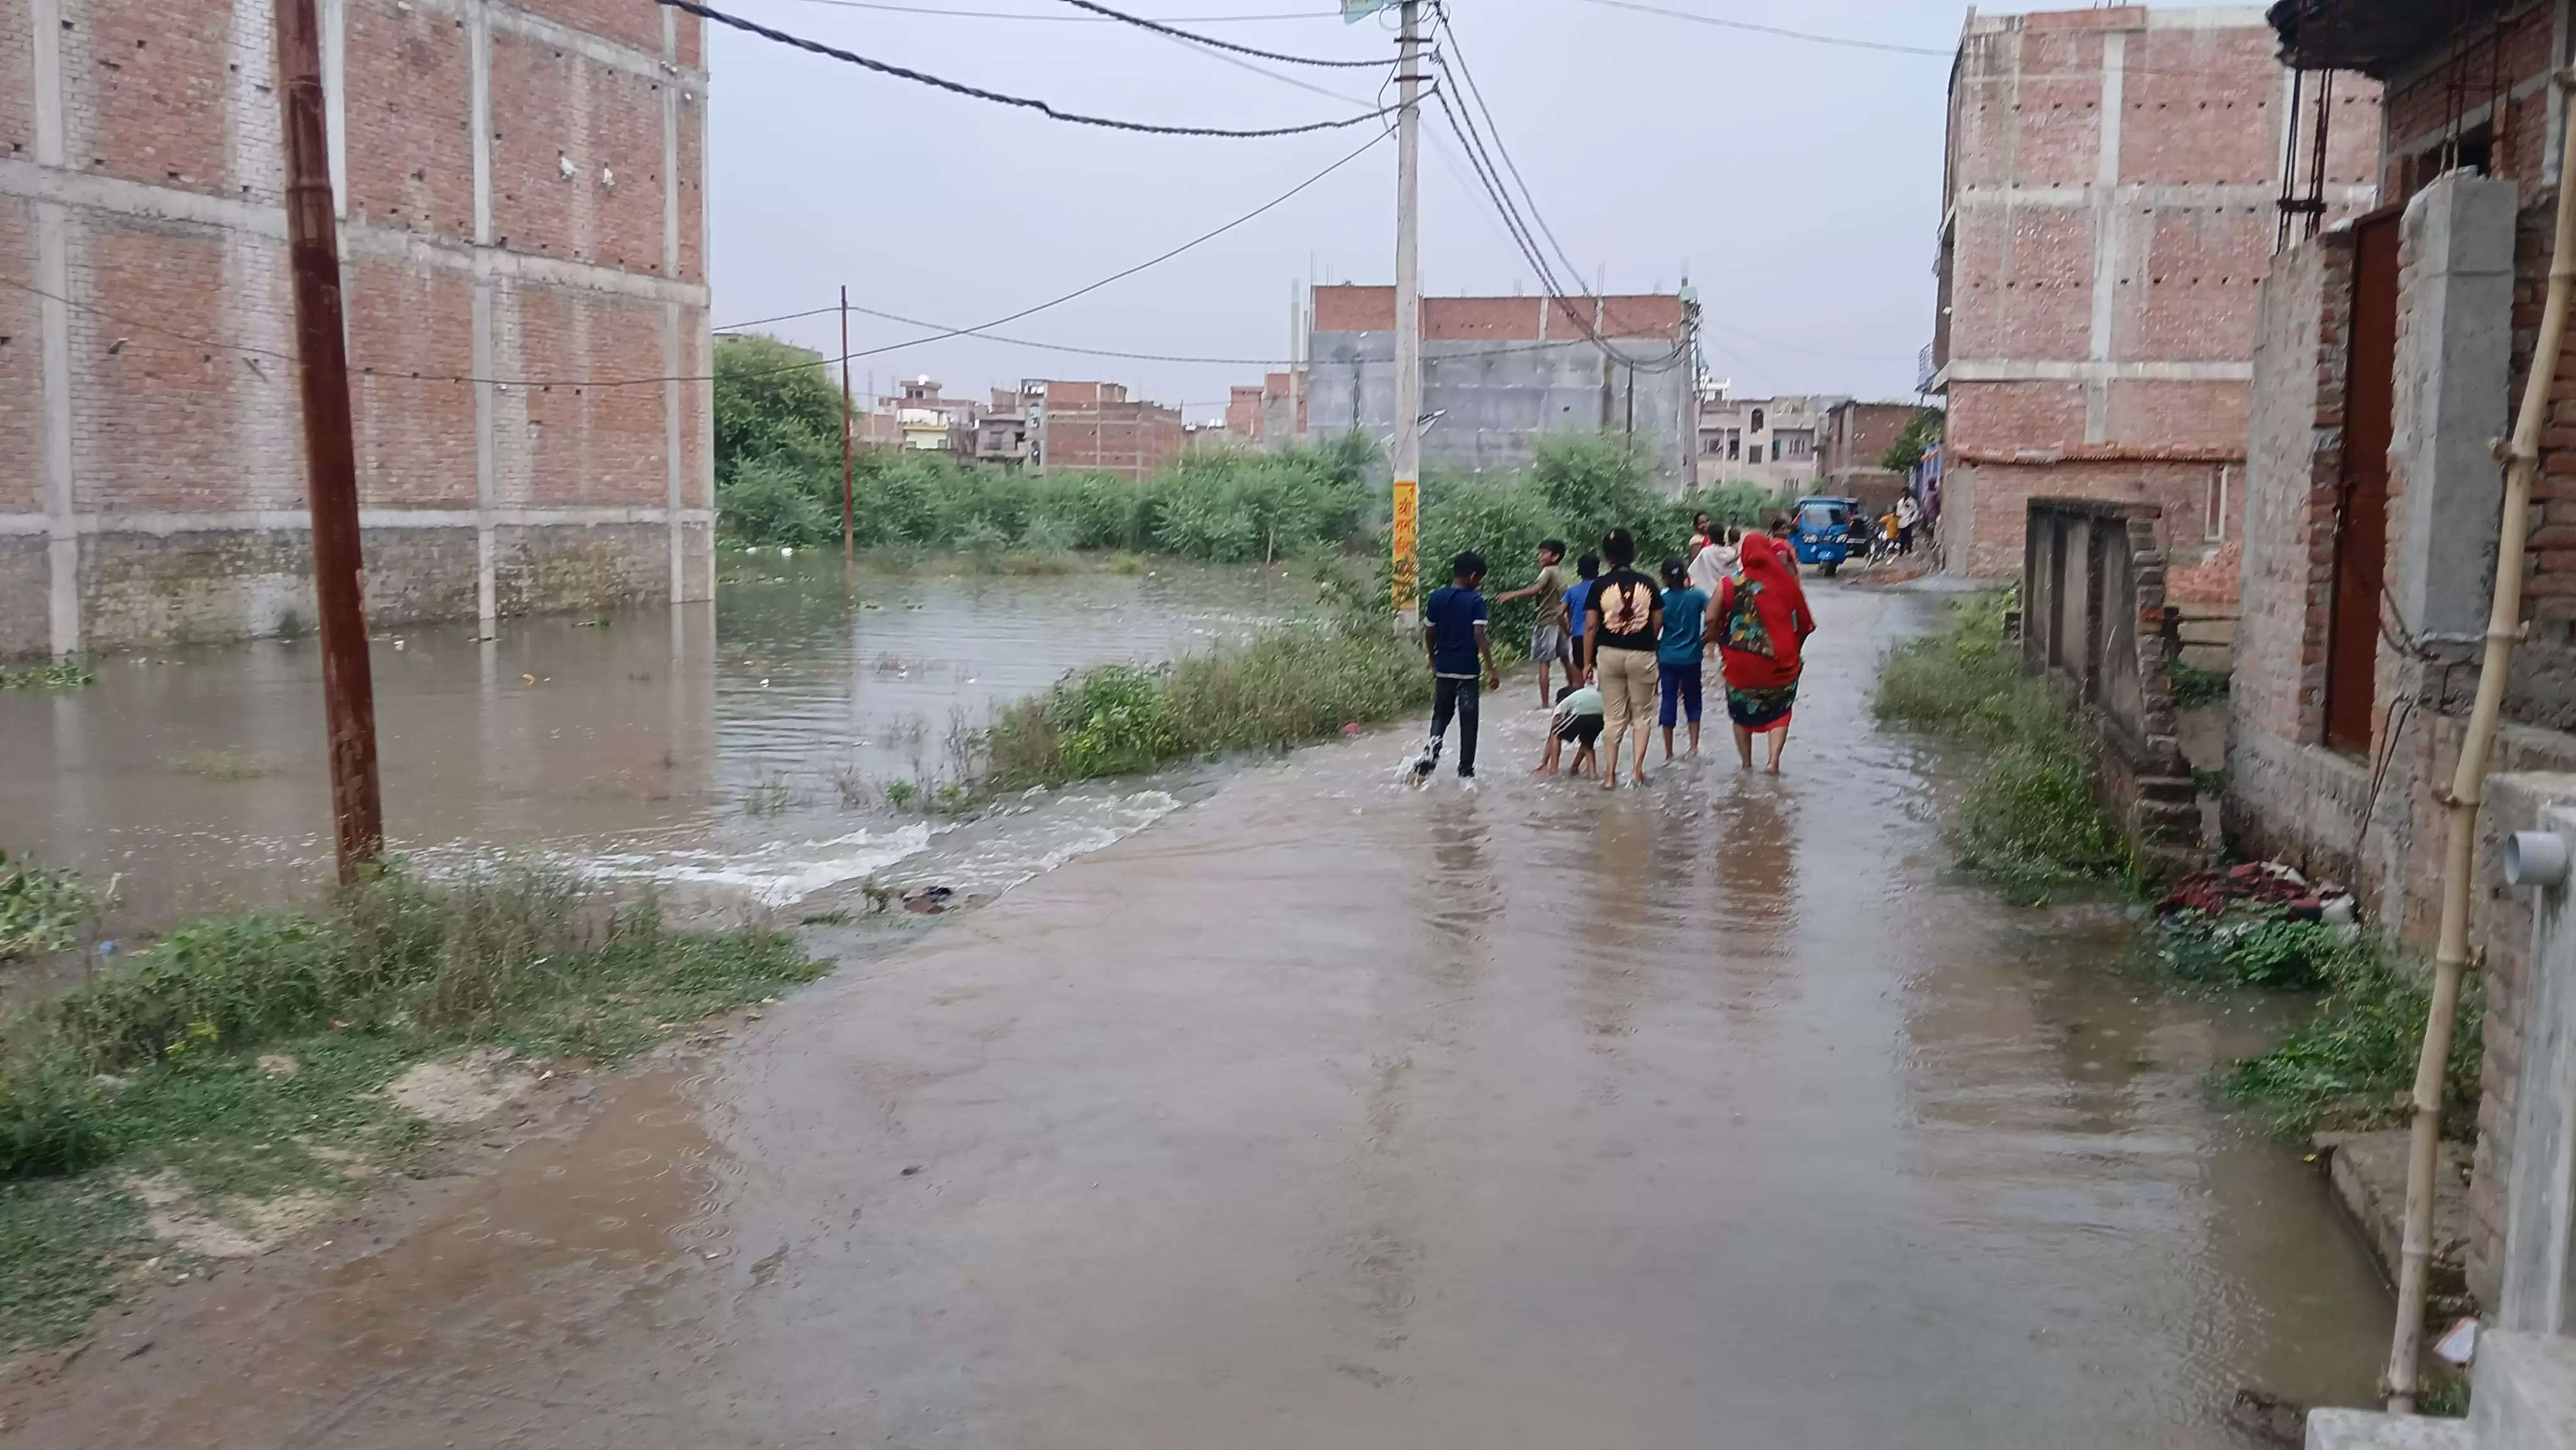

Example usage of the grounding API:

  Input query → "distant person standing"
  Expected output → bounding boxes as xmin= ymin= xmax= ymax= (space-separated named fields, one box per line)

xmin=1656 ymin=557 xmax=1709 ymax=759
xmin=1896 ymin=493 xmax=1922 ymax=556
xmin=1688 ymin=524 xmax=1739 ymax=597
xmin=1412 ymin=551 xmax=1500 ymax=783
xmin=1712 ymin=532 xmax=1816 ymax=774
xmin=1688 ymin=511 xmax=1715 ymax=560
xmin=1582 ymin=528 xmax=1662 ymax=791
xmin=1563 ymin=551 xmax=1601 ymax=684
xmin=1493 ymin=538 xmax=1571 ymax=709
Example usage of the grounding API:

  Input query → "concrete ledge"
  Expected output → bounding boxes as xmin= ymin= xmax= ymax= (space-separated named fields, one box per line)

xmin=2305 ymin=1409 xmax=2474 ymax=1449
xmin=2320 ymin=1131 xmax=2474 ymax=1303
xmin=2474 ymin=1331 xmax=2576 ymax=1450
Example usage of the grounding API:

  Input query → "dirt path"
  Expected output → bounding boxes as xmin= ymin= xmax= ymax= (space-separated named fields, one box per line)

xmin=0 ymin=585 xmax=2392 ymax=1447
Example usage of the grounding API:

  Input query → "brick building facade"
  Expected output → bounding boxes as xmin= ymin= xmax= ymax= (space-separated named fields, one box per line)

xmin=1029 ymin=380 xmax=1181 ymax=482
xmin=2238 ymin=0 xmax=2576 ymax=1314
xmin=1816 ymin=399 xmax=1922 ymax=513
xmin=1928 ymin=5 xmax=2381 ymax=589
xmin=0 ymin=0 xmax=712 ymax=658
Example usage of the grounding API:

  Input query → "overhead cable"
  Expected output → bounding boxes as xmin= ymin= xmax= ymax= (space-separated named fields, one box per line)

xmin=1429 ymin=9 xmax=1587 ymax=292
xmin=1571 ymin=0 xmax=1950 ymax=57
xmin=1050 ymin=0 xmax=1392 ymax=66
xmin=656 ymin=0 xmax=1410 ymax=137
xmin=772 ymin=0 xmax=1340 ymax=21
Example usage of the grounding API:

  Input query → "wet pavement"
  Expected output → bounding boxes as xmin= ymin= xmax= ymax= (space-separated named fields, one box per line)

xmin=0 ymin=581 xmax=2394 ymax=1447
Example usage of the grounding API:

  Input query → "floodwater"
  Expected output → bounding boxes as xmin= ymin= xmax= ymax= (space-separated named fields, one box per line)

xmin=0 ymin=556 xmax=1299 ymax=932
xmin=0 ymin=579 xmax=2395 ymax=1447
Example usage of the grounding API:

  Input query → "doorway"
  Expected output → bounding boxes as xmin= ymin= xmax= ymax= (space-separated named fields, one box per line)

xmin=2323 ymin=207 xmax=2399 ymax=755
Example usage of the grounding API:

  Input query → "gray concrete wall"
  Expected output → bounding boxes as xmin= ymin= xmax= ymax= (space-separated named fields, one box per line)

xmin=1303 ymin=332 xmax=1695 ymax=491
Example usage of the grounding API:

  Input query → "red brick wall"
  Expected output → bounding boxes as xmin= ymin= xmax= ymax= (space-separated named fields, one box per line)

xmin=506 ymin=289 xmax=669 ymax=508
xmin=344 ymin=0 xmax=474 ymax=237
xmin=2120 ymin=23 xmax=2287 ymax=186
xmin=76 ymin=0 xmax=263 ymax=204
xmin=2235 ymin=230 xmax=2351 ymax=748
xmin=346 ymin=259 xmax=477 ymax=508
xmin=1947 ymin=208 xmax=2094 ymax=360
xmin=488 ymin=30 xmax=667 ymax=272
xmin=0 ymin=201 xmax=39 ymax=516
xmin=1313 ymin=285 xmax=1683 ymax=340
xmin=0 ymin=0 xmax=35 ymax=161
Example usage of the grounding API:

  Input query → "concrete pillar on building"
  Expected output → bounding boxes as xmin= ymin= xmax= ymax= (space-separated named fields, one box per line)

xmin=2388 ymin=171 xmax=2519 ymax=648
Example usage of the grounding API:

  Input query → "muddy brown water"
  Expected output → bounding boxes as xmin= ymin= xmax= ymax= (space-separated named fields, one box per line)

xmin=0 ymin=557 xmax=1297 ymax=934
xmin=0 ymin=579 xmax=2393 ymax=1446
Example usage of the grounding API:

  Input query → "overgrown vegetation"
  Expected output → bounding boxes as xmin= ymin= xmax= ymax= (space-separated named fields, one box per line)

xmin=2207 ymin=925 xmax=2482 ymax=1137
xmin=984 ymin=613 xmax=1427 ymax=788
xmin=2169 ymin=661 xmax=2231 ymax=710
xmin=712 ymin=335 xmax=1786 ymax=593
xmin=1878 ymin=405 xmax=1945 ymax=476
xmin=0 ymin=657 xmax=95 ymax=690
xmin=1873 ymin=590 xmax=2129 ymax=889
xmin=0 ymin=852 xmax=106 ymax=962
xmin=0 ymin=863 xmax=823 ymax=1349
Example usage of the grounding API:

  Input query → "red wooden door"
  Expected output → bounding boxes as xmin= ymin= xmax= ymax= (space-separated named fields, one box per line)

xmin=2325 ymin=208 xmax=2399 ymax=755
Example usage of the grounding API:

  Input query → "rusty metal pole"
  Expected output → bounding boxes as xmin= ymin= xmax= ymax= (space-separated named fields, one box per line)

xmin=840 ymin=285 xmax=856 ymax=566
xmin=275 ymin=0 xmax=383 ymax=883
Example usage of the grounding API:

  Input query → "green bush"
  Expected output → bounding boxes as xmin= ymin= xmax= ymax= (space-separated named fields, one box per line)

xmin=0 ymin=854 xmax=102 ymax=962
xmin=2159 ymin=915 xmax=2351 ymax=990
xmin=1046 ymin=666 xmax=1178 ymax=777
xmin=1875 ymin=591 xmax=2131 ymax=887
xmin=2226 ymin=942 xmax=2483 ymax=1136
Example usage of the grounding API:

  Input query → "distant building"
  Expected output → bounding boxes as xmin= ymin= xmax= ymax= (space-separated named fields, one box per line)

xmin=1294 ymin=286 xmax=1698 ymax=489
xmin=879 ymin=377 xmax=979 ymax=455
xmin=1924 ymin=5 xmax=2382 ymax=582
xmin=1817 ymin=400 xmax=1925 ymax=513
xmin=1027 ymin=381 xmax=1183 ymax=481
xmin=1225 ymin=386 xmax=1267 ymax=441
xmin=1693 ymin=385 xmax=1827 ymax=497
xmin=975 ymin=389 xmax=1032 ymax=466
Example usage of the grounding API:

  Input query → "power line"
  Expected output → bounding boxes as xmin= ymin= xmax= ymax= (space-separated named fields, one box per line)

xmin=1571 ymin=0 xmax=1951 ymax=57
xmin=1429 ymin=9 xmax=1586 ymax=296
xmin=1049 ymin=0 xmax=1391 ymax=66
xmin=657 ymin=0 xmax=1409 ymax=137
xmin=768 ymin=0 xmax=1340 ymax=21
xmin=714 ymin=304 xmax=840 ymax=332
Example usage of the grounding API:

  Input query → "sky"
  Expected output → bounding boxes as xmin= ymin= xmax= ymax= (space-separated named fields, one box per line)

xmin=708 ymin=0 xmax=1972 ymax=422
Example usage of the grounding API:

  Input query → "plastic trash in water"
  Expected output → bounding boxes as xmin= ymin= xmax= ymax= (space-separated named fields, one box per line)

xmin=2435 ymin=1317 xmax=2478 ymax=1366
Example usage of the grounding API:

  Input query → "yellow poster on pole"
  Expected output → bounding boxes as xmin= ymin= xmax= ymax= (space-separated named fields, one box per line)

xmin=1390 ymin=476 xmax=1419 ymax=620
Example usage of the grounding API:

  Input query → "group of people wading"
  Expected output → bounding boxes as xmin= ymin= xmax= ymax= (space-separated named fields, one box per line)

xmin=1412 ymin=512 xmax=1818 ymax=789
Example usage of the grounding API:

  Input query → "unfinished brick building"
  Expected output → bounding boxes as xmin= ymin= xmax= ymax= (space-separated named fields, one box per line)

xmin=1928 ymin=5 xmax=2382 ymax=602
xmin=2238 ymin=0 xmax=2576 ymax=1322
xmin=1029 ymin=380 xmax=1182 ymax=482
xmin=0 ymin=0 xmax=712 ymax=658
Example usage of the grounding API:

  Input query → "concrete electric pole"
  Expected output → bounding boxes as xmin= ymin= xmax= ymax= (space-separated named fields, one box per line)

xmin=1390 ymin=0 xmax=1423 ymax=628
xmin=275 ymin=0 xmax=384 ymax=884
xmin=841 ymin=285 xmax=856 ymax=566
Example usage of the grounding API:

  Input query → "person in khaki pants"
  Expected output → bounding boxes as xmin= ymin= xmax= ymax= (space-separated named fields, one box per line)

xmin=1581 ymin=527 xmax=1664 ymax=791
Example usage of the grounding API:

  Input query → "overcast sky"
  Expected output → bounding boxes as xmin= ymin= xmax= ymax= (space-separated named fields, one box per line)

xmin=709 ymin=0 xmax=1971 ymax=419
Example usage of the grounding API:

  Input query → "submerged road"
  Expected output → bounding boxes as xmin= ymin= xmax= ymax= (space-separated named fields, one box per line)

xmin=3 ymin=584 xmax=2392 ymax=1447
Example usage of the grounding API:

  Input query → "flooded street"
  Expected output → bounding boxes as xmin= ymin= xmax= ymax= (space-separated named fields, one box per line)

xmin=0 ymin=558 xmax=1296 ymax=930
xmin=0 ymin=580 xmax=2394 ymax=1447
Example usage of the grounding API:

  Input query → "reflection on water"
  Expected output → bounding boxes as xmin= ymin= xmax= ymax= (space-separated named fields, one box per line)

xmin=0 ymin=558 xmax=1301 ymax=930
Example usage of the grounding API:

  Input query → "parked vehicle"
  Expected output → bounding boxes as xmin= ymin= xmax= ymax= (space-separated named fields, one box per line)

xmin=1788 ymin=496 xmax=1864 ymax=577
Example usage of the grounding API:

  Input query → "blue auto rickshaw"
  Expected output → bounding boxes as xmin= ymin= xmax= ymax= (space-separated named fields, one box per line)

xmin=1788 ymin=496 xmax=1864 ymax=576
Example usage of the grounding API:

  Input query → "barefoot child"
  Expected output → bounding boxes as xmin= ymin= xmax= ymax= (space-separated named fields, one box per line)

xmin=1410 ymin=551 xmax=1500 ymax=782
xmin=1536 ymin=680 xmax=1604 ymax=778
xmin=1491 ymin=539 xmax=1571 ymax=709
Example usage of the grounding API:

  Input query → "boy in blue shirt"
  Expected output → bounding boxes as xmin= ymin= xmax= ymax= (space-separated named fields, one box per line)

xmin=1563 ymin=552 xmax=1601 ymax=678
xmin=1412 ymin=551 xmax=1500 ymax=782
xmin=1657 ymin=556 xmax=1710 ymax=759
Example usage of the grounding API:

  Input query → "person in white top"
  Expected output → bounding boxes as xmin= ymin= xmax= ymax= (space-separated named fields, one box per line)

xmin=1688 ymin=524 xmax=1741 ymax=597
xmin=1895 ymin=494 xmax=1923 ymax=556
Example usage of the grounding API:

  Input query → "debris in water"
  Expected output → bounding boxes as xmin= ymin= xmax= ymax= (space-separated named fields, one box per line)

xmin=900 ymin=1165 xmax=922 ymax=1177
xmin=2225 ymin=1387 xmax=2305 ymax=1446
xmin=2435 ymin=1317 xmax=2478 ymax=1365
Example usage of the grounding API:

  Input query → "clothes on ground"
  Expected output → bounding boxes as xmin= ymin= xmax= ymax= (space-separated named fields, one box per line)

xmin=1714 ymin=533 xmax=1816 ymax=733
xmin=1424 ymin=584 xmax=1488 ymax=678
xmin=1687 ymin=541 xmax=1737 ymax=596
xmin=1595 ymin=647 xmax=1659 ymax=758
xmin=1530 ymin=622 xmax=1571 ymax=666
xmin=1658 ymin=660 xmax=1703 ymax=727
xmin=1430 ymin=675 xmax=1481 ymax=777
xmin=1658 ymin=585 xmax=1709 ymax=668
xmin=1585 ymin=569 xmax=1660 ymax=654
xmin=1530 ymin=562 xmax=1569 ymax=628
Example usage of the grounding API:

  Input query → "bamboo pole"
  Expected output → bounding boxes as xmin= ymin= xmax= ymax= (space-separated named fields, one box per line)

xmin=2387 ymin=77 xmax=2576 ymax=1411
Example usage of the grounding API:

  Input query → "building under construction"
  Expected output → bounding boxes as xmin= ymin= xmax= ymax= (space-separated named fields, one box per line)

xmin=0 ymin=0 xmax=712 ymax=657
xmin=1273 ymin=285 xmax=1698 ymax=489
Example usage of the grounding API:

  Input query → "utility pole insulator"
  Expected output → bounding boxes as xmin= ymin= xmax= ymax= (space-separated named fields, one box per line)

xmin=276 ymin=0 xmax=383 ymax=884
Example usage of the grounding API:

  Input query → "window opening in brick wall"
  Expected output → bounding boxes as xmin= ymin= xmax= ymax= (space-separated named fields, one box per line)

xmin=2325 ymin=208 xmax=2401 ymax=755
xmin=2205 ymin=464 xmax=2230 ymax=542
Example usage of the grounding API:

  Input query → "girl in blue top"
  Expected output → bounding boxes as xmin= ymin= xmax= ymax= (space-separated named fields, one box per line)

xmin=1657 ymin=557 xmax=1711 ymax=759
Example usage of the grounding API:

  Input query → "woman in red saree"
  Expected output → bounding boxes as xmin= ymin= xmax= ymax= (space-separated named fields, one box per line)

xmin=1708 ymin=532 xmax=1816 ymax=773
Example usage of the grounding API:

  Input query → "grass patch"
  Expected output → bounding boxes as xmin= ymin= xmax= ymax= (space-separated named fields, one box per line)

xmin=0 ymin=657 xmax=95 ymax=690
xmin=982 ymin=616 xmax=1427 ymax=788
xmin=1 ymin=852 xmax=107 ymax=963
xmin=2222 ymin=933 xmax=2481 ymax=1137
xmin=1873 ymin=590 xmax=2131 ymax=891
xmin=0 ymin=863 xmax=823 ymax=1350
xmin=2169 ymin=661 xmax=2231 ymax=710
